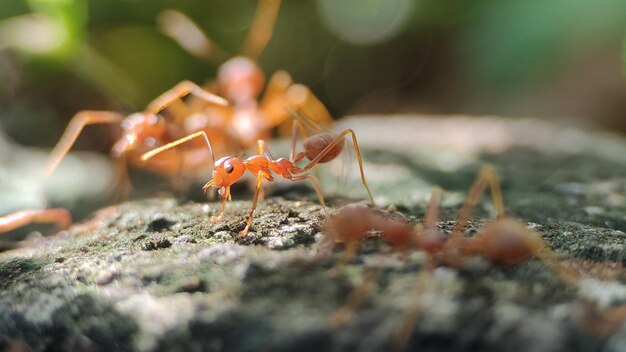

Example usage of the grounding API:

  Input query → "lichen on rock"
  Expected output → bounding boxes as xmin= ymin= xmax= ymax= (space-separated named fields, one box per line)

xmin=1 ymin=116 xmax=626 ymax=351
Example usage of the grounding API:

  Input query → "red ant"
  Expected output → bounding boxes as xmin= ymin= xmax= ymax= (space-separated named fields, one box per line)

xmin=141 ymin=118 xmax=377 ymax=236
xmin=45 ymin=81 xmax=228 ymax=195
xmin=324 ymin=167 xmax=581 ymax=348
xmin=324 ymin=167 xmax=564 ymax=272
xmin=158 ymin=0 xmax=335 ymax=151
xmin=322 ymin=187 xmax=447 ymax=269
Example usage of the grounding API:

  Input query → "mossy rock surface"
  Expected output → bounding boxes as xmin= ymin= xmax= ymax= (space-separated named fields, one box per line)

xmin=1 ymin=116 xmax=626 ymax=352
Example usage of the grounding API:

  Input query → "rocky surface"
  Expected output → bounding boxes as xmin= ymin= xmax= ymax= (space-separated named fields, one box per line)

xmin=1 ymin=115 xmax=626 ymax=352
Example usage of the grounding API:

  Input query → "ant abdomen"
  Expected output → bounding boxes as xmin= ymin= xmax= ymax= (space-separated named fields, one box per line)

xmin=303 ymin=133 xmax=344 ymax=163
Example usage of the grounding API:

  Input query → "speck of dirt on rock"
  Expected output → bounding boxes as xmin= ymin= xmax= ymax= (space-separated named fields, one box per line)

xmin=141 ymin=237 xmax=172 ymax=251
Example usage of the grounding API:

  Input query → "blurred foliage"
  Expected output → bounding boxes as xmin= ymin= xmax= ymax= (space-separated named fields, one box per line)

xmin=623 ymin=35 xmax=626 ymax=76
xmin=1 ymin=0 xmax=625 ymax=148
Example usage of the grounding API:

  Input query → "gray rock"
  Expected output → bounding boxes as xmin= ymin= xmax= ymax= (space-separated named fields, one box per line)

xmin=1 ymin=116 xmax=626 ymax=351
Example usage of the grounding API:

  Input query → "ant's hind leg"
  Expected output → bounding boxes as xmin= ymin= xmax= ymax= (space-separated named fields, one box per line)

xmin=46 ymin=111 xmax=124 ymax=176
xmin=290 ymin=174 xmax=328 ymax=216
xmin=451 ymin=166 xmax=504 ymax=240
xmin=302 ymin=129 xmax=376 ymax=207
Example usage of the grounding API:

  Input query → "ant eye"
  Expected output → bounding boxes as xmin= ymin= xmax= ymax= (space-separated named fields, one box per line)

xmin=224 ymin=162 xmax=235 ymax=173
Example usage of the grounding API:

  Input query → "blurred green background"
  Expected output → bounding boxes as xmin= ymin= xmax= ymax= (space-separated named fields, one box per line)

xmin=1 ymin=0 xmax=625 ymax=149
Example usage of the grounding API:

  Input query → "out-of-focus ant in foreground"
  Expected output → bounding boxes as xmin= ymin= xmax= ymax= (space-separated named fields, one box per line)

xmin=158 ymin=0 xmax=335 ymax=151
xmin=141 ymin=112 xmax=377 ymax=236
xmin=324 ymin=167 xmax=564 ymax=273
xmin=45 ymin=81 xmax=228 ymax=195
xmin=324 ymin=167 xmax=598 ymax=348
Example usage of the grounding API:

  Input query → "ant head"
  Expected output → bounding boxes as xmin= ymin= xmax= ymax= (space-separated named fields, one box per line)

xmin=112 ymin=113 xmax=167 ymax=157
xmin=211 ymin=156 xmax=246 ymax=187
xmin=218 ymin=56 xmax=265 ymax=104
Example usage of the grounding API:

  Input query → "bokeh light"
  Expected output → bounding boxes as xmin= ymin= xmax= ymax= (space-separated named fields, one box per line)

xmin=317 ymin=0 xmax=414 ymax=45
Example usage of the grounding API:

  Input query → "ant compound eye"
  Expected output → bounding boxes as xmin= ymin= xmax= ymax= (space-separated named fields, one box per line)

xmin=224 ymin=162 xmax=235 ymax=173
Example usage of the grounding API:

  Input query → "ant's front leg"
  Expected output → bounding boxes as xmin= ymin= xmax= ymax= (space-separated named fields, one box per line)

xmin=212 ymin=186 xmax=231 ymax=222
xmin=46 ymin=111 xmax=124 ymax=176
xmin=241 ymin=172 xmax=264 ymax=236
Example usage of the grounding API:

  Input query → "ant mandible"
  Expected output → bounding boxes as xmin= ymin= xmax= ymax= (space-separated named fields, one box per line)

xmin=141 ymin=121 xmax=377 ymax=236
xmin=158 ymin=0 xmax=334 ymax=150
xmin=45 ymin=81 xmax=228 ymax=195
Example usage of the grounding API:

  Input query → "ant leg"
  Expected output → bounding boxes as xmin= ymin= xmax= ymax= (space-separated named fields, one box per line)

xmin=286 ymin=85 xmax=334 ymax=130
xmin=482 ymin=166 xmax=505 ymax=218
xmin=145 ymin=80 xmax=228 ymax=116
xmin=256 ymin=139 xmax=275 ymax=160
xmin=242 ymin=0 xmax=282 ymax=60
xmin=289 ymin=119 xmax=309 ymax=163
xmin=111 ymin=156 xmax=133 ymax=200
xmin=391 ymin=269 xmax=433 ymax=352
xmin=290 ymin=174 xmax=328 ymax=215
xmin=450 ymin=166 xmax=503 ymax=240
xmin=328 ymin=268 xmax=381 ymax=327
xmin=157 ymin=10 xmax=229 ymax=65
xmin=424 ymin=187 xmax=443 ymax=230
xmin=327 ymin=240 xmax=360 ymax=277
xmin=260 ymin=71 xmax=293 ymax=124
xmin=241 ymin=172 xmax=265 ymax=236
xmin=212 ymin=186 xmax=231 ymax=222
xmin=255 ymin=139 xmax=274 ymax=201
xmin=301 ymin=129 xmax=376 ymax=207
xmin=0 ymin=209 xmax=72 ymax=234
xmin=46 ymin=111 xmax=124 ymax=176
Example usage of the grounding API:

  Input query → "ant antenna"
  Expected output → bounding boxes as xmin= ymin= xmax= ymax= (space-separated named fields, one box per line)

xmin=141 ymin=131 xmax=215 ymax=165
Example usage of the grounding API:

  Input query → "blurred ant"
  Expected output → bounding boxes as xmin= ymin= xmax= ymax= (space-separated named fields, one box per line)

xmin=322 ymin=187 xmax=447 ymax=270
xmin=158 ymin=0 xmax=334 ymax=151
xmin=45 ymin=81 xmax=228 ymax=196
xmin=141 ymin=116 xmax=377 ymax=236
xmin=324 ymin=167 xmax=575 ymax=339
xmin=324 ymin=167 xmax=566 ymax=274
